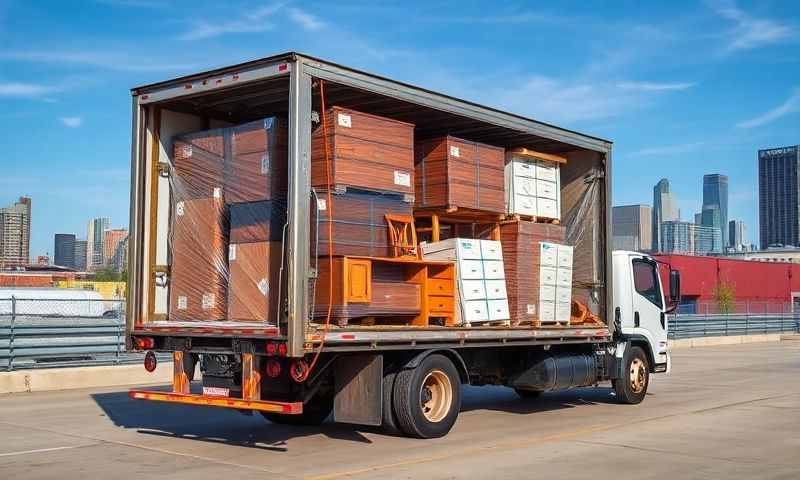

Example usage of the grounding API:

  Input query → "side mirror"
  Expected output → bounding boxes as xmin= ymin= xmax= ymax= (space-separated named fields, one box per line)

xmin=668 ymin=269 xmax=681 ymax=306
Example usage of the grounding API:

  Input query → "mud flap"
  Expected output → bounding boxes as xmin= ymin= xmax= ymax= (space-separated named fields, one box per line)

xmin=333 ymin=354 xmax=383 ymax=426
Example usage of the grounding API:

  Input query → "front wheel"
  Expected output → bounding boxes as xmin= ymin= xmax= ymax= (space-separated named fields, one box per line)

xmin=393 ymin=354 xmax=461 ymax=438
xmin=613 ymin=346 xmax=649 ymax=404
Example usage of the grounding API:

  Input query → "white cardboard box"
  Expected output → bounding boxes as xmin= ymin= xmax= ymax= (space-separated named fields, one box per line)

xmin=556 ymin=268 xmax=572 ymax=288
xmin=540 ymin=266 xmax=557 ymax=286
xmin=479 ymin=239 xmax=503 ymax=260
xmin=556 ymin=301 xmax=572 ymax=323
xmin=485 ymin=279 xmax=508 ymax=299
xmin=461 ymin=279 xmax=487 ymax=301
xmin=557 ymin=244 xmax=574 ymax=269
xmin=555 ymin=286 xmax=572 ymax=303
xmin=540 ymin=242 xmax=558 ymax=267
xmin=482 ymin=260 xmax=505 ymax=279
xmin=539 ymin=300 xmax=556 ymax=323
xmin=459 ymin=259 xmax=484 ymax=279
xmin=462 ymin=300 xmax=489 ymax=322
xmin=536 ymin=179 xmax=558 ymax=200
xmin=539 ymin=284 xmax=556 ymax=302
xmin=487 ymin=299 xmax=511 ymax=321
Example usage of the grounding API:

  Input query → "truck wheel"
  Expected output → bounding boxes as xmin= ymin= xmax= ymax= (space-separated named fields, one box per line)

xmin=514 ymin=388 xmax=542 ymax=399
xmin=262 ymin=394 xmax=332 ymax=426
xmin=393 ymin=354 xmax=461 ymax=438
xmin=381 ymin=370 xmax=401 ymax=434
xmin=613 ymin=346 xmax=649 ymax=404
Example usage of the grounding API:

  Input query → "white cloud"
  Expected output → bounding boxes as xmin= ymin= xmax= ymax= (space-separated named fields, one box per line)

xmin=0 ymin=50 xmax=200 ymax=72
xmin=617 ymin=81 xmax=695 ymax=92
xmin=288 ymin=8 xmax=324 ymax=31
xmin=0 ymin=82 xmax=58 ymax=98
xmin=736 ymin=89 xmax=800 ymax=128
xmin=710 ymin=0 xmax=794 ymax=51
xmin=179 ymin=3 xmax=284 ymax=40
xmin=59 ymin=116 xmax=83 ymax=128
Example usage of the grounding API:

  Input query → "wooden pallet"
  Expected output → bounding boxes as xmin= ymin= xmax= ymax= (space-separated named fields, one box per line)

xmin=329 ymin=183 xmax=415 ymax=204
xmin=502 ymin=213 xmax=561 ymax=225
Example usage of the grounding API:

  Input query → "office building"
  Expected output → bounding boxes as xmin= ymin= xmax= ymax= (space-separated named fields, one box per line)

xmin=73 ymin=240 xmax=88 ymax=271
xmin=694 ymin=224 xmax=722 ymax=255
xmin=700 ymin=204 xmax=723 ymax=254
xmin=660 ymin=221 xmax=721 ymax=256
xmin=54 ymin=233 xmax=76 ymax=269
xmin=694 ymin=212 xmax=702 ymax=225
xmin=87 ymin=217 xmax=110 ymax=271
xmin=729 ymin=220 xmax=747 ymax=252
xmin=612 ymin=204 xmax=652 ymax=251
xmin=103 ymin=228 xmax=127 ymax=268
xmin=759 ymin=146 xmax=800 ymax=248
xmin=109 ymin=236 xmax=128 ymax=272
xmin=652 ymin=179 xmax=679 ymax=252
xmin=0 ymin=197 xmax=32 ymax=269
xmin=702 ymin=174 xmax=728 ymax=247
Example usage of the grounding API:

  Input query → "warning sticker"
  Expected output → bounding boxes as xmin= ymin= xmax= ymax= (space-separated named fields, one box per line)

xmin=317 ymin=198 xmax=327 ymax=211
xmin=228 ymin=244 xmax=237 ymax=261
xmin=202 ymin=293 xmax=215 ymax=310
xmin=337 ymin=113 xmax=352 ymax=128
xmin=177 ymin=296 xmax=187 ymax=310
xmin=526 ymin=304 xmax=536 ymax=315
xmin=257 ymin=278 xmax=269 ymax=296
xmin=260 ymin=154 xmax=269 ymax=174
xmin=176 ymin=201 xmax=185 ymax=216
xmin=181 ymin=145 xmax=192 ymax=157
xmin=394 ymin=170 xmax=411 ymax=187
xmin=450 ymin=146 xmax=460 ymax=157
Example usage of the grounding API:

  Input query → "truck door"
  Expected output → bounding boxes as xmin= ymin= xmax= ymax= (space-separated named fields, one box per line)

xmin=629 ymin=257 xmax=668 ymax=367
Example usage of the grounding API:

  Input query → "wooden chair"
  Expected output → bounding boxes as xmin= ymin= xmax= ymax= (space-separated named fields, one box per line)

xmin=385 ymin=214 xmax=419 ymax=258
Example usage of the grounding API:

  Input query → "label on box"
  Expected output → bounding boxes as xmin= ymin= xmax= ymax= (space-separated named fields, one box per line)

xmin=394 ymin=170 xmax=411 ymax=187
xmin=181 ymin=145 xmax=192 ymax=157
xmin=213 ymin=187 xmax=222 ymax=198
xmin=257 ymin=278 xmax=269 ymax=296
xmin=527 ymin=304 xmax=536 ymax=315
xmin=317 ymin=198 xmax=327 ymax=211
xmin=260 ymin=154 xmax=269 ymax=174
xmin=176 ymin=201 xmax=185 ymax=216
xmin=177 ymin=296 xmax=187 ymax=310
xmin=337 ymin=113 xmax=352 ymax=128
xmin=202 ymin=293 xmax=215 ymax=310
xmin=450 ymin=146 xmax=460 ymax=157
xmin=228 ymin=244 xmax=237 ymax=261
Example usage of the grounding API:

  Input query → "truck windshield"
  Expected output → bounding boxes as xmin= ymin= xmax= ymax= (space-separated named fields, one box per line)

xmin=632 ymin=259 xmax=662 ymax=308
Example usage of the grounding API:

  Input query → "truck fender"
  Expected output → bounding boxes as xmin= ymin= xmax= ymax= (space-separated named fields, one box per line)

xmin=619 ymin=334 xmax=657 ymax=373
xmin=401 ymin=349 xmax=470 ymax=385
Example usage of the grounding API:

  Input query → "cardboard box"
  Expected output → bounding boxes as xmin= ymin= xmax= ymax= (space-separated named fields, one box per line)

xmin=229 ymin=200 xmax=286 ymax=244
xmin=173 ymin=130 xmax=225 ymax=200
xmin=226 ymin=117 xmax=288 ymax=203
xmin=227 ymin=241 xmax=282 ymax=323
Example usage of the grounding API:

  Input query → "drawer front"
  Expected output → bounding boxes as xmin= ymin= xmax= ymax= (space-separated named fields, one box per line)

xmin=485 ymin=279 xmax=508 ymax=299
xmin=513 ymin=160 xmax=537 ymax=178
xmin=480 ymin=240 xmax=503 ymax=260
xmin=539 ymin=300 xmax=556 ymax=322
xmin=537 ymin=198 xmax=559 ymax=219
xmin=456 ymin=238 xmax=482 ymax=260
xmin=557 ymin=244 xmax=574 ymax=269
xmin=428 ymin=278 xmax=454 ymax=295
xmin=513 ymin=176 xmax=536 ymax=197
xmin=556 ymin=268 xmax=572 ymax=288
xmin=536 ymin=162 xmax=558 ymax=182
xmin=540 ymin=266 xmax=557 ymax=286
xmin=555 ymin=286 xmax=572 ymax=303
xmin=428 ymin=295 xmax=454 ymax=313
xmin=461 ymin=279 xmax=487 ymax=301
xmin=556 ymin=301 xmax=572 ymax=323
xmin=539 ymin=284 xmax=556 ymax=303
xmin=487 ymin=299 xmax=510 ymax=321
xmin=536 ymin=179 xmax=558 ymax=200
xmin=511 ymin=194 xmax=537 ymax=216
xmin=462 ymin=300 xmax=489 ymax=322
xmin=540 ymin=243 xmax=558 ymax=267
xmin=459 ymin=259 xmax=484 ymax=279
xmin=482 ymin=260 xmax=505 ymax=279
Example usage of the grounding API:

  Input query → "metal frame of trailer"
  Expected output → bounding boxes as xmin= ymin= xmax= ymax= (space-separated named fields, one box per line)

xmin=127 ymin=52 xmax=614 ymax=358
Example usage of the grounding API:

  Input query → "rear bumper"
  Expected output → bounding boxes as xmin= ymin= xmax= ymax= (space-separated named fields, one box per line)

xmin=129 ymin=390 xmax=303 ymax=414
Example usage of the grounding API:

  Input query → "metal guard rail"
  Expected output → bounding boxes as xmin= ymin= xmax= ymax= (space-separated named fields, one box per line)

xmin=668 ymin=314 xmax=800 ymax=339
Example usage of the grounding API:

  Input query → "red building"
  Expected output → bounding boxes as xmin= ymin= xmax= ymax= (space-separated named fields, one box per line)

xmin=654 ymin=254 xmax=800 ymax=313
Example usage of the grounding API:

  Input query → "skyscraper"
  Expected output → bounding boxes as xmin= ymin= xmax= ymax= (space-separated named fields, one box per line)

xmin=660 ymin=221 xmax=721 ymax=255
xmin=87 ymin=217 xmax=110 ymax=271
xmin=0 ymin=197 xmax=32 ymax=269
xmin=729 ymin=220 xmax=746 ymax=252
xmin=651 ymin=179 xmax=679 ymax=252
xmin=103 ymin=229 xmax=127 ymax=268
xmin=759 ymin=146 xmax=800 ymax=248
xmin=702 ymin=174 xmax=729 ymax=247
xmin=612 ymin=204 xmax=652 ymax=251
xmin=700 ymin=204 xmax=723 ymax=254
xmin=54 ymin=233 xmax=76 ymax=268
xmin=73 ymin=240 xmax=88 ymax=271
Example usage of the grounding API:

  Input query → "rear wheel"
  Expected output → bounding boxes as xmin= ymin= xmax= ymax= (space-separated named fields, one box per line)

xmin=261 ymin=393 xmax=333 ymax=426
xmin=381 ymin=370 xmax=401 ymax=434
xmin=393 ymin=354 xmax=461 ymax=438
xmin=613 ymin=346 xmax=649 ymax=404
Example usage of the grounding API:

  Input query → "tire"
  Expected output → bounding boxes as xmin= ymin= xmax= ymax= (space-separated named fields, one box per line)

xmin=393 ymin=354 xmax=461 ymax=438
xmin=381 ymin=371 xmax=402 ymax=434
xmin=514 ymin=388 xmax=542 ymax=399
xmin=613 ymin=346 xmax=649 ymax=404
xmin=262 ymin=393 xmax=332 ymax=426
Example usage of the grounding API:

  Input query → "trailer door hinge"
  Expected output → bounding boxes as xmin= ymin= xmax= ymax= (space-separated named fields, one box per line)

xmin=152 ymin=265 xmax=170 ymax=287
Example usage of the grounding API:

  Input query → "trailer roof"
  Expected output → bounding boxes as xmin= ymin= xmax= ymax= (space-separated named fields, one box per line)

xmin=132 ymin=52 xmax=611 ymax=153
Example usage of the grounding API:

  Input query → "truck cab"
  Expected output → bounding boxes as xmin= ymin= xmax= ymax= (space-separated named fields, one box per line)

xmin=612 ymin=250 xmax=680 ymax=377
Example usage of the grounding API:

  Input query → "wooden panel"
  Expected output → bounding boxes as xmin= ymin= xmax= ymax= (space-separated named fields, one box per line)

xmin=428 ymin=278 xmax=454 ymax=296
xmin=226 ymin=117 xmax=288 ymax=203
xmin=228 ymin=241 xmax=282 ymax=323
xmin=345 ymin=258 xmax=372 ymax=303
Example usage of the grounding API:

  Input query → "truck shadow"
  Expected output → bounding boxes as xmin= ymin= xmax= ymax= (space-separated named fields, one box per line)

xmin=460 ymin=385 xmax=621 ymax=415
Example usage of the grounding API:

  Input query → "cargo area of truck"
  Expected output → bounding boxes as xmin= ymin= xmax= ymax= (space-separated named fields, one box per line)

xmin=127 ymin=53 xmax=612 ymax=354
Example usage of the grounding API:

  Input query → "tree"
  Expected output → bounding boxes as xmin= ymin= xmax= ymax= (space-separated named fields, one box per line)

xmin=713 ymin=280 xmax=736 ymax=314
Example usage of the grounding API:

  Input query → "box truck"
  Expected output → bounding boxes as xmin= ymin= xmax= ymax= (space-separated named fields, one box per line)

xmin=126 ymin=52 xmax=680 ymax=438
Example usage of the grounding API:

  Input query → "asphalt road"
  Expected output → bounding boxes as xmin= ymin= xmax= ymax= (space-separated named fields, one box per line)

xmin=1 ymin=341 xmax=799 ymax=480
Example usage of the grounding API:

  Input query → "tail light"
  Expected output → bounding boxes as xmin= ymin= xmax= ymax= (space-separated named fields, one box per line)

xmin=265 ymin=359 xmax=281 ymax=378
xmin=266 ymin=342 xmax=278 ymax=356
xmin=277 ymin=343 xmax=287 ymax=357
xmin=133 ymin=337 xmax=154 ymax=350
xmin=144 ymin=351 xmax=158 ymax=372
xmin=289 ymin=359 xmax=309 ymax=383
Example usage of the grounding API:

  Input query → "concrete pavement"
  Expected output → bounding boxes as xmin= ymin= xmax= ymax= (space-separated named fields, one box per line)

xmin=1 ymin=341 xmax=799 ymax=479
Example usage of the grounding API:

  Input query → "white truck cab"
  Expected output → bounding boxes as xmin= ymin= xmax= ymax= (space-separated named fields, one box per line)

xmin=612 ymin=250 xmax=681 ymax=379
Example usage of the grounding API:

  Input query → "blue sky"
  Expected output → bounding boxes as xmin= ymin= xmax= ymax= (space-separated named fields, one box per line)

xmin=1 ymin=0 xmax=798 ymax=258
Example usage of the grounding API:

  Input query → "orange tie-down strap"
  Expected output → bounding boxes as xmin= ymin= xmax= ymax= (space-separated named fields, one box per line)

xmin=129 ymin=390 xmax=303 ymax=414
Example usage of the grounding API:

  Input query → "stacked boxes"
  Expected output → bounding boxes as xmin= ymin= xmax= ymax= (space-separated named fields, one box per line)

xmin=421 ymin=238 xmax=510 ymax=324
xmin=538 ymin=242 xmax=574 ymax=323
xmin=504 ymin=151 xmax=562 ymax=219
xmin=415 ymin=136 xmax=505 ymax=213
xmin=499 ymin=221 xmax=566 ymax=325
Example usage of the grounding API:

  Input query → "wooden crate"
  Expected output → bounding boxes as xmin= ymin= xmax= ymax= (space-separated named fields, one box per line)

xmin=226 ymin=117 xmax=288 ymax=203
xmin=227 ymin=241 xmax=282 ymax=323
xmin=415 ymin=135 xmax=505 ymax=214
xmin=500 ymin=220 xmax=566 ymax=326
xmin=311 ymin=106 xmax=415 ymax=195
xmin=229 ymin=200 xmax=286 ymax=244
xmin=173 ymin=130 xmax=225 ymax=200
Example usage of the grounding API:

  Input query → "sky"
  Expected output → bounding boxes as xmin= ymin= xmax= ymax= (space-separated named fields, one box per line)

xmin=0 ymin=0 xmax=798 ymax=258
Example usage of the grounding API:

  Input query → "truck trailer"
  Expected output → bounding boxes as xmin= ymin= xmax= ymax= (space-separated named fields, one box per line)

xmin=126 ymin=52 xmax=680 ymax=438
